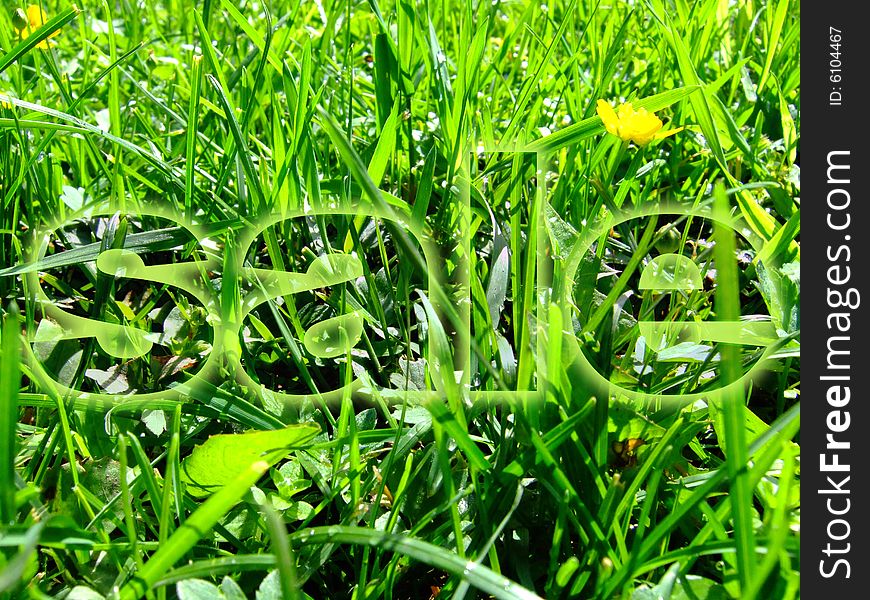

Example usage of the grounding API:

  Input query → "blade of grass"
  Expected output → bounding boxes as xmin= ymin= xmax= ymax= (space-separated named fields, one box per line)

xmin=0 ymin=6 xmax=81 ymax=74
xmin=116 ymin=457 xmax=275 ymax=600
xmin=259 ymin=499 xmax=301 ymax=600
xmin=710 ymin=182 xmax=756 ymax=592
xmin=0 ymin=302 xmax=21 ymax=524
xmin=291 ymin=526 xmax=543 ymax=600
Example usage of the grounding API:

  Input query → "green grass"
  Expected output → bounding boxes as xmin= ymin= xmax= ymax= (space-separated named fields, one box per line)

xmin=1 ymin=0 xmax=799 ymax=599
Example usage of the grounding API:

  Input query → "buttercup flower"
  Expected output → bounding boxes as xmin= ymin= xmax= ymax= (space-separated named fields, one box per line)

xmin=596 ymin=99 xmax=682 ymax=146
xmin=13 ymin=5 xmax=61 ymax=49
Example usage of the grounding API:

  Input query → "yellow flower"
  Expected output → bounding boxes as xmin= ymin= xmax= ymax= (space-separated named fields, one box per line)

xmin=13 ymin=5 xmax=61 ymax=50
xmin=596 ymin=99 xmax=683 ymax=146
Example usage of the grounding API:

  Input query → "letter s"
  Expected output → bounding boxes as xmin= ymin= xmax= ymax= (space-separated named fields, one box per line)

xmin=820 ymin=559 xmax=851 ymax=578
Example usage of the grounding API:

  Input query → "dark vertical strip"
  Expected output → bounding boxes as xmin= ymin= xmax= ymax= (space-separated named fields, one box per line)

xmin=804 ymin=1 xmax=866 ymax=595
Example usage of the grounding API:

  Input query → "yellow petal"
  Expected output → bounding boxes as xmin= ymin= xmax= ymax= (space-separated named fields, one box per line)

xmin=596 ymin=100 xmax=619 ymax=136
xmin=26 ymin=5 xmax=48 ymax=29
xmin=630 ymin=132 xmax=655 ymax=146
xmin=598 ymin=99 xmax=677 ymax=146
xmin=616 ymin=102 xmax=635 ymax=119
xmin=621 ymin=111 xmax=660 ymax=145
xmin=20 ymin=5 xmax=59 ymax=49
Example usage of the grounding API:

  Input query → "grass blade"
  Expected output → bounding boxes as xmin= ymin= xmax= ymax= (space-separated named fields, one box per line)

xmin=116 ymin=458 xmax=275 ymax=600
xmin=291 ymin=526 xmax=543 ymax=600
xmin=0 ymin=302 xmax=21 ymax=524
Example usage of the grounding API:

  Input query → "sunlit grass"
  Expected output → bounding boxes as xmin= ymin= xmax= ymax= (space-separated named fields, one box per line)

xmin=1 ymin=1 xmax=799 ymax=599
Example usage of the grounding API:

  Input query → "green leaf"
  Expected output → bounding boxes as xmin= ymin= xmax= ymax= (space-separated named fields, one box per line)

xmin=607 ymin=400 xmax=667 ymax=442
xmin=177 ymin=579 xmax=224 ymax=600
xmin=367 ymin=101 xmax=400 ymax=185
xmin=141 ymin=409 xmax=168 ymax=436
xmin=220 ymin=577 xmax=248 ymax=600
xmin=66 ymin=587 xmax=108 ymax=600
xmin=282 ymin=500 xmax=314 ymax=521
xmin=416 ymin=290 xmax=456 ymax=395
xmin=775 ymin=77 xmax=797 ymax=165
xmin=180 ymin=424 xmax=321 ymax=497
xmin=485 ymin=246 xmax=510 ymax=328
xmin=411 ymin=147 xmax=438 ymax=226
xmin=755 ymin=261 xmax=799 ymax=334
xmin=757 ymin=0 xmax=790 ymax=94
xmin=755 ymin=202 xmax=800 ymax=267
xmin=256 ymin=571 xmax=282 ymax=600
xmin=631 ymin=562 xmax=679 ymax=600
xmin=544 ymin=202 xmax=579 ymax=259
xmin=671 ymin=575 xmax=730 ymax=600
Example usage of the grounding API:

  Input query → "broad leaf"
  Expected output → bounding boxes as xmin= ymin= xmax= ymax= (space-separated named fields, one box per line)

xmin=181 ymin=424 xmax=320 ymax=497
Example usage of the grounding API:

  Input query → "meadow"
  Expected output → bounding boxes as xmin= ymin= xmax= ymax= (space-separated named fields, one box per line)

xmin=0 ymin=0 xmax=800 ymax=598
